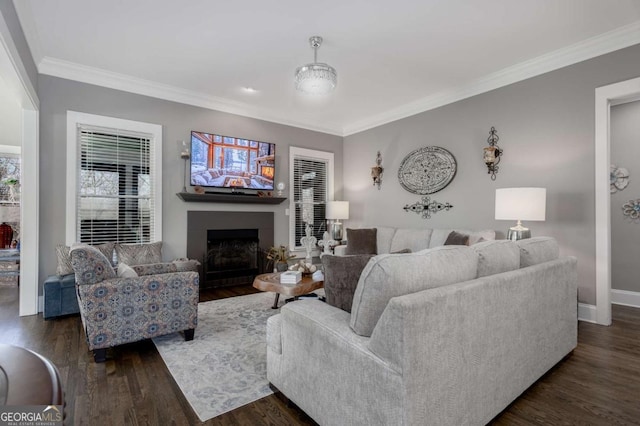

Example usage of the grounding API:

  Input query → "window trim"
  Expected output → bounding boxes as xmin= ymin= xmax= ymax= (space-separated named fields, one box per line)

xmin=66 ymin=111 xmax=163 ymax=245
xmin=288 ymin=146 xmax=334 ymax=250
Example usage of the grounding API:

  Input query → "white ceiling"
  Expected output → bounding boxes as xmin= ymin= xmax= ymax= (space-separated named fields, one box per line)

xmin=13 ymin=0 xmax=640 ymax=136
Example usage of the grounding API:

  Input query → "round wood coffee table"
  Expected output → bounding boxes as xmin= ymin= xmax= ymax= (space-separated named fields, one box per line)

xmin=253 ymin=272 xmax=324 ymax=309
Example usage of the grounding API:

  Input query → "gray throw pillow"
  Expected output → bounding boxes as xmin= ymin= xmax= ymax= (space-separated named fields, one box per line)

xmin=444 ymin=230 xmax=469 ymax=246
xmin=322 ymin=254 xmax=375 ymax=313
xmin=345 ymin=228 xmax=377 ymax=255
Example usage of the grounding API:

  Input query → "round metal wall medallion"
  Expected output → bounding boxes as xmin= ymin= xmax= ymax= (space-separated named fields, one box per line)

xmin=398 ymin=146 xmax=457 ymax=194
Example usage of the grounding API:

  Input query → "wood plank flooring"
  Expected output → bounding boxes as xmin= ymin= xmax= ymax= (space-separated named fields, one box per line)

xmin=1 ymin=284 xmax=639 ymax=425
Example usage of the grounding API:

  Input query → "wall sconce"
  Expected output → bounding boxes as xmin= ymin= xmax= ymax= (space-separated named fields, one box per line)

xmin=483 ymin=126 xmax=502 ymax=180
xmin=371 ymin=151 xmax=384 ymax=189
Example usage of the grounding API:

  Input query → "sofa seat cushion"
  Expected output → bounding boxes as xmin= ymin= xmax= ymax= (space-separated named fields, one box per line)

xmin=350 ymin=245 xmax=478 ymax=337
xmin=472 ymin=240 xmax=520 ymax=277
xmin=516 ymin=237 xmax=559 ymax=267
xmin=322 ymin=254 xmax=375 ymax=312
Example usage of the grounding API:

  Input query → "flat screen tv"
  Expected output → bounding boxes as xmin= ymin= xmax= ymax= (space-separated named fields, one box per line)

xmin=190 ymin=131 xmax=276 ymax=191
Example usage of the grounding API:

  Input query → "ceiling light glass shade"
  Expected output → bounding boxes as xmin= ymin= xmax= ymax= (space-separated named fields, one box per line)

xmin=295 ymin=63 xmax=337 ymax=94
xmin=295 ymin=36 xmax=337 ymax=95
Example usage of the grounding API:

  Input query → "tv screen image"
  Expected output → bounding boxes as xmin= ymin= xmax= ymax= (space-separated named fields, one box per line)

xmin=190 ymin=131 xmax=275 ymax=191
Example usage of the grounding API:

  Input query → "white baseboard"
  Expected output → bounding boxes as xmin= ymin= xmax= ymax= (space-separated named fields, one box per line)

xmin=611 ymin=289 xmax=640 ymax=308
xmin=578 ymin=303 xmax=597 ymax=323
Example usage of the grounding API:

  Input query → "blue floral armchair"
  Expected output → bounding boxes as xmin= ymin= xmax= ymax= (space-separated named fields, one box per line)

xmin=70 ymin=245 xmax=199 ymax=362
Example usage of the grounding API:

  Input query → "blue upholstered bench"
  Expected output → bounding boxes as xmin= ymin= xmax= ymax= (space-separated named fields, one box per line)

xmin=43 ymin=274 xmax=80 ymax=319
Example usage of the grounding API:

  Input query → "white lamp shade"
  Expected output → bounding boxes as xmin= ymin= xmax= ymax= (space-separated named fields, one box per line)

xmin=326 ymin=201 xmax=349 ymax=220
xmin=495 ymin=188 xmax=546 ymax=221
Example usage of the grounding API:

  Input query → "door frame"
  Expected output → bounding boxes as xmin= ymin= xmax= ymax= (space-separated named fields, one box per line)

xmin=594 ymin=76 xmax=640 ymax=325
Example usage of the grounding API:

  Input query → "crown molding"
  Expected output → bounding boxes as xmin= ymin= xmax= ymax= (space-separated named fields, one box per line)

xmin=38 ymin=57 xmax=344 ymax=136
xmin=33 ymin=20 xmax=640 ymax=138
xmin=342 ymin=21 xmax=640 ymax=136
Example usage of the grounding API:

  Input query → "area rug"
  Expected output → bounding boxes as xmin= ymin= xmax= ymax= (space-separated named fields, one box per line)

xmin=152 ymin=292 xmax=281 ymax=422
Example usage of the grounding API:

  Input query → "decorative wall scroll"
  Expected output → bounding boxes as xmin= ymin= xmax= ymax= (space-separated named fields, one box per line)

xmin=398 ymin=146 xmax=457 ymax=194
xmin=610 ymin=165 xmax=629 ymax=193
xmin=622 ymin=199 xmax=640 ymax=221
xmin=403 ymin=196 xmax=453 ymax=219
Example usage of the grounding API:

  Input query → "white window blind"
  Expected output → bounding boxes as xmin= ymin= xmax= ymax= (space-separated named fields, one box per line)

xmin=76 ymin=126 xmax=156 ymax=244
xmin=289 ymin=148 xmax=334 ymax=249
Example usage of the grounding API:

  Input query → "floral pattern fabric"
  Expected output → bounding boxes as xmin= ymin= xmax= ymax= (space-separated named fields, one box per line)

xmin=76 ymin=271 xmax=199 ymax=350
xmin=132 ymin=262 xmax=178 ymax=276
xmin=70 ymin=245 xmax=117 ymax=285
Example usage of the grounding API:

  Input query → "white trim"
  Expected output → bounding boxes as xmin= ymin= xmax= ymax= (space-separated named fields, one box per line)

xmin=288 ymin=147 xmax=335 ymax=250
xmin=31 ymin=23 xmax=640 ymax=137
xmin=19 ymin=108 xmax=38 ymax=316
xmin=65 ymin=111 xmax=163 ymax=245
xmin=594 ymin=76 xmax=640 ymax=326
xmin=578 ymin=303 xmax=598 ymax=323
xmin=0 ymin=8 xmax=40 ymax=316
xmin=0 ymin=145 xmax=20 ymax=154
xmin=42 ymin=57 xmax=344 ymax=137
xmin=611 ymin=289 xmax=640 ymax=309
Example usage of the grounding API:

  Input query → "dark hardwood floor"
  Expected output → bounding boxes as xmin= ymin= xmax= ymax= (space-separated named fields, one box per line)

xmin=1 ymin=283 xmax=639 ymax=425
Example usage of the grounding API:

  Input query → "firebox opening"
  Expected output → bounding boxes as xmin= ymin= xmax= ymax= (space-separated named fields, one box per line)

xmin=205 ymin=228 xmax=260 ymax=288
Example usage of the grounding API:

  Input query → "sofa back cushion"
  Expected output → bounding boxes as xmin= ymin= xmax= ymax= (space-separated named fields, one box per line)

xmin=516 ymin=237 xmax=559 ymax=267
xmin=372 ymin=226 xmax=397 ymax=254
xmin=389 ymin=228 xmax=432 ymax=253
xmin=472 ymin=240 xmax=520 ymax=277
xmin=70 ymin=245 xmax=117 ymax=285
xmin=350 ymin=246 xmax=478 ymax=336
xmin=344 ymin=228 xmax=377 ymax=255
xmin=429 ymin=229 xmax=495 ymax=248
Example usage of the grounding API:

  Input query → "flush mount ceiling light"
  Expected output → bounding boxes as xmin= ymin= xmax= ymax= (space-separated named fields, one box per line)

xmin=295 ymin=36 xmax=337 ymax=95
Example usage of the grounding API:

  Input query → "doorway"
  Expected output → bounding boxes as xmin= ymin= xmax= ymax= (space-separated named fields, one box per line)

xmin=594 ymin=76 xmax=640 ymax=325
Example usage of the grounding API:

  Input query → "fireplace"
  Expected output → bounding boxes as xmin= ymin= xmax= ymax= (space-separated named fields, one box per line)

xmin=205 ymin=229 xmax=259 ymax=286
xmin=187 ymin=211 xmax=274 ymax=289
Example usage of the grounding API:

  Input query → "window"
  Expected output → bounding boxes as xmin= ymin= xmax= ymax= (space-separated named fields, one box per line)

xmin=289 ymin=147 xmax=334 ymax=249
xmin=0 ymin=147 xmax=20 ymax=203
xmin=66 ymin=112 xmax=162 ymax=245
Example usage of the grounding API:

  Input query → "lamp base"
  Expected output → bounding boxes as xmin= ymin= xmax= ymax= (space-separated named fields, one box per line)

xmin=330 ymin=221 xmax=343 ymax=242
xmin=507 ymin=223 xmax=531 ymax=241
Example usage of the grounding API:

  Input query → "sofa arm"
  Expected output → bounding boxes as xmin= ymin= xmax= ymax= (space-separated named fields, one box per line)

xmin=333 ymin=245 xmax=347 ymax=256
xmin=271 ymin=300 xmax=404 ymax=425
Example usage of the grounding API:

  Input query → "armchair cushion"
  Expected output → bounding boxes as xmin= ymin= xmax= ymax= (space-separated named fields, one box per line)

xmin=70 ymin=245 xmax=117 ymax=285
xmin=115 ymin=242 xmax=162 ymax=266
xmin=57 ymin=242 xmax=115 ymax=275
xmin=117 ymin=262 xmax=138 ymax=278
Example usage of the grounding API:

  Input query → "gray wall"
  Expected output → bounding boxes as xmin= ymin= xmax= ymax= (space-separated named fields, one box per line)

xmin=0 ymin=0 xmax=38 ymax=92
xmin=38 ymin=75 xmax=342 ymax=290
xmin=343 ymin=44 xmax=640 ymax=305
xmin=611 ymin=100 xmax=640 ymax=293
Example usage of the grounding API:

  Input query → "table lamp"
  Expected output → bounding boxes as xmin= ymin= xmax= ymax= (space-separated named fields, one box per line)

xmin=495 ymin=188 xmax=546 ymax=240
xmin=326 ymin=201 xmax=349 ymax=242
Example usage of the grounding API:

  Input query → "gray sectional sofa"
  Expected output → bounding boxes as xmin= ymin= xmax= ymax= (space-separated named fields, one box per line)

xmin=334 ymin=226 xmax=496 ymax=255
xmin=267 ymin=237 xmax=577 ymax=425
